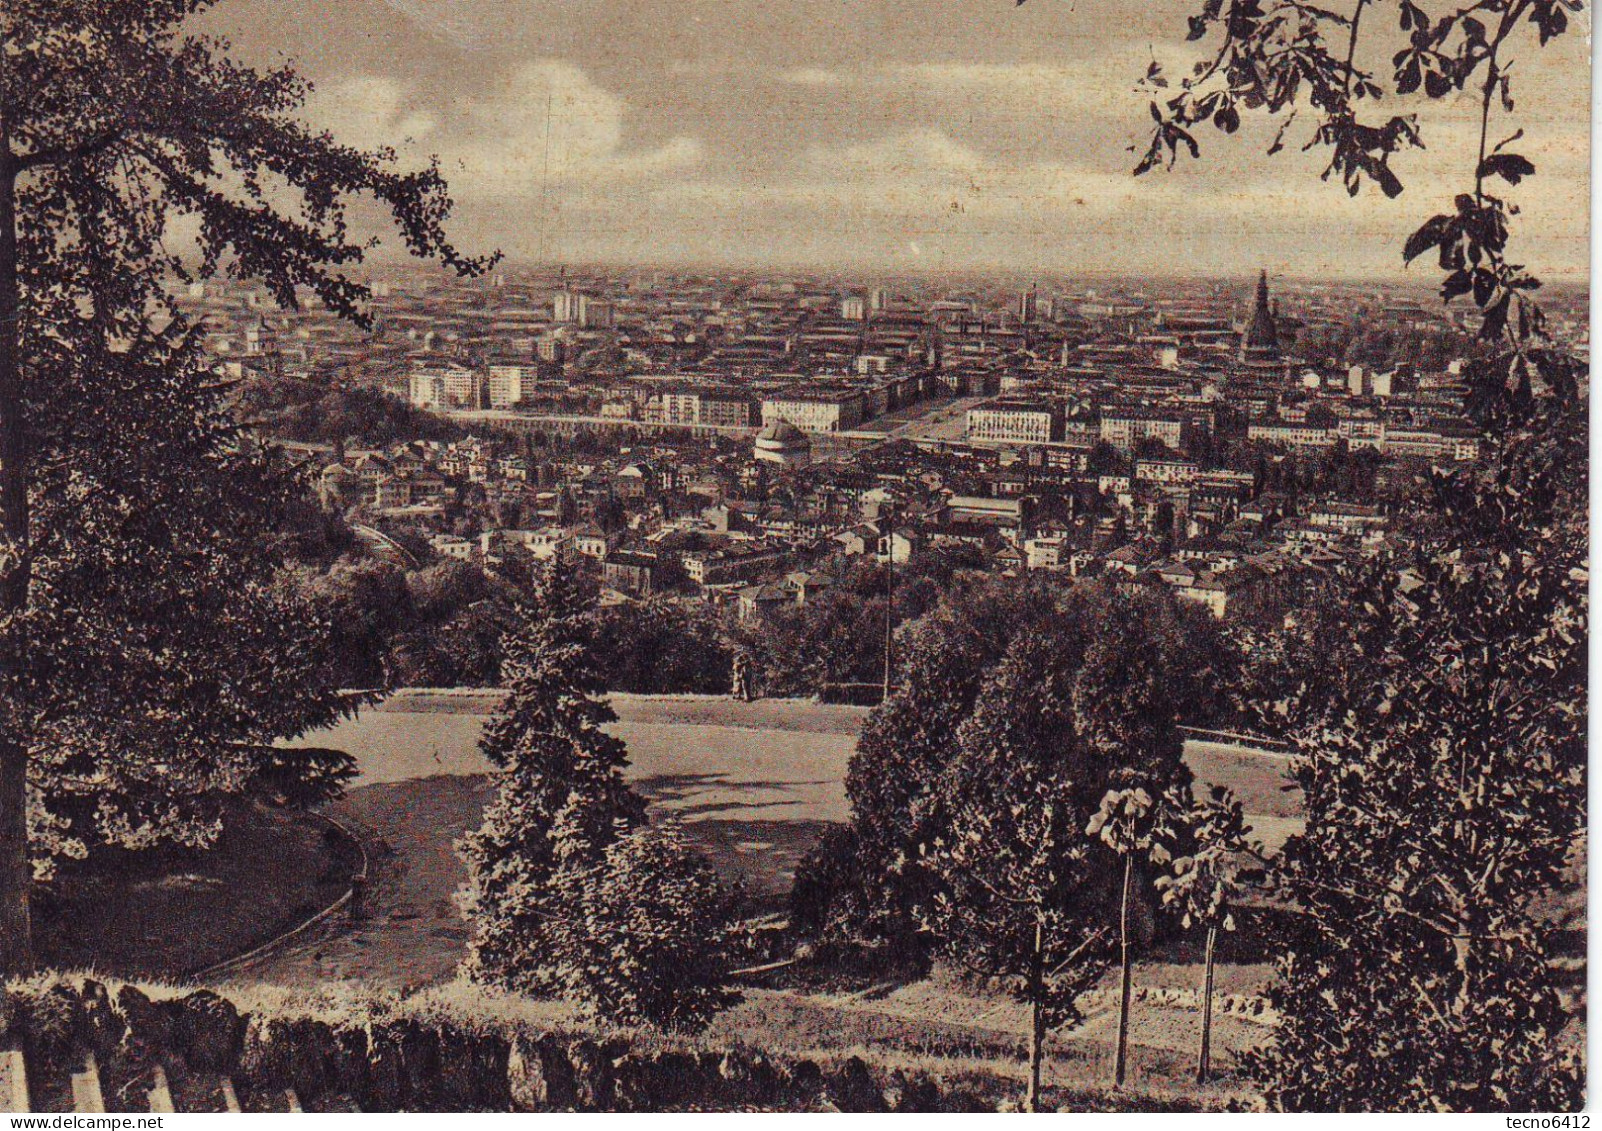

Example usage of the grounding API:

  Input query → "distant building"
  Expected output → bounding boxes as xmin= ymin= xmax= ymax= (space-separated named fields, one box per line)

xmin=681 ymin=544 xmax=791 ymax=587
xmin=946 ymin=495 xmax=1031 ymax=530
xmin=761 ymin=388 xmax=866 ymax=433
xmin=1240 ymin=270 xmax=1280 ymax=361
xmin=1248 ymin=420 xmax=1335 ymax=449
xmin=657 ymin=387 xmax=754 ymax=428
xmin=602 ymin=551 xmax=658 ymax=595
xmin=1134 ymin=458 xmax=1200 ymax=485
xmin=966 ymin=400 xmax=1059 ymax=445
xmin=754 ymin=420 xmax=812 ymax=468
xmin=1100 ymin=408 xmax=1190 ymax=452
xmin=554 ymin=289 xmax=583 ymax=324
xmin=410 ymin=362 xmax=481 ymax=409
xmin=580 ymin=297 xmax=616 ymax=329
xmin=487 ymin=364 xmax=534 ymax=408
xmin=408 ymin=372 xmax=445 ymax=409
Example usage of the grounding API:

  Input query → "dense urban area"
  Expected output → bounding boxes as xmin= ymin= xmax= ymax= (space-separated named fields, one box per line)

xmin=205 ymin=265 xmax=1586 ymax=694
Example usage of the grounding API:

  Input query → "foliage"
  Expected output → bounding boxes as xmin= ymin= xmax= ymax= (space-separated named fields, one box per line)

xmin=840 ymin=575 xmax=1230 ymax=956
xmin=732 ymin=553 xmax=970 ymax=698
xmin=17 ymin=336 xmax=356 ymax=870
xmin=788 ymin=824 xmax=870 ymax=941
xmin=294 ymin=557 xmax=414 ymax=689
xmin=1112 ymin=0 xmax=1582 ymax=344
xmin=0 ymin=0 xmax=490 ymax=966
xmin=921 ymin=773 xmax=1112 ymax=1022
xmin=594 ymin=599 xmax=732 ymax=696
xmin=241 ymin=379 xmax=471 ymax=447
xmin=1088 ymin=781 xmax=1184 ymax=1087
xmin=920 ymin=769 xmax=1112 ymax=1110
xmin=243 ymin=745 xmax=359 ymax=811
xmin=1237 ymin=389 xmax=1586 ymax=1110
xmin=1153 ymin=784 xmax=1257 ymax=1084
xmin=906 ymin=588 xmax=1223 ymax=1106
xmin=1155 ymin=786 xmax=1255 ymax=935
xmin=560 ymin=822 xmax=740 ymax=1032
xmin=457 ymin=559 xmax=645 ymax=995
xmin=842 ymin=574 xmax=1060 ymax=947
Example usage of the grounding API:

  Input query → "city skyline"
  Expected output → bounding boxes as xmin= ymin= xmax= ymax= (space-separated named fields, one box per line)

xmin=200 ymin=0 xmax=1590 ymax=279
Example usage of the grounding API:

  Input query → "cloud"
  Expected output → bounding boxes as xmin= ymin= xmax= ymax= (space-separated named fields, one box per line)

xmin=306 ymin=63 xmax=704 ymax=200
xmin=305 ymin=75 xmax=439 ymax=150
xmin=451 ymin=62 xmax=704 ymax=194
xmin=775 ymin=50 xmax=1189 ymax=103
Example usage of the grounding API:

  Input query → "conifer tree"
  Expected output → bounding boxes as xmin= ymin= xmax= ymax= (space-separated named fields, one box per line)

xmin=457 ymin=559 xmax=645 ymax=994
xmin=562 ymin=822 xmax=740 ymax=1032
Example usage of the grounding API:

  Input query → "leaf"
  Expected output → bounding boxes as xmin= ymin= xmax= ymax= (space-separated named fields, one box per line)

xmin=1478 ymin=153 xmax=1537 ymax=186
xmin=1373 ymin=163 xmax=1404 ymax=199
xmin=1403 ymin=215 xmax=1452 ymax=262
xmin=1441 ymin=270 xmax=1472 ymax=301
xmin=1471 ymin=268 xmax=1496 ymax=307
xmin=1480 ymin=293 xmax=1511 ymax=340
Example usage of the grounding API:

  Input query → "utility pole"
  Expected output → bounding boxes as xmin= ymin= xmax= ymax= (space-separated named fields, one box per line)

xmin=882 ymin=507 xmax=895 ymax=703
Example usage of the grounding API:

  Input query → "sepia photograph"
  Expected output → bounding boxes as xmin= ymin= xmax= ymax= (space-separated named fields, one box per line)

xmin=0 ymin=0 xmax=1589 ymax=1116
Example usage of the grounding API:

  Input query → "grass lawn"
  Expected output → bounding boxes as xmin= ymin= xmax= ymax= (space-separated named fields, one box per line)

xmin=248 ymin=692 xmax=1303 ymax=1082
xmin=36 ymin=800 xmax=353 ymax=979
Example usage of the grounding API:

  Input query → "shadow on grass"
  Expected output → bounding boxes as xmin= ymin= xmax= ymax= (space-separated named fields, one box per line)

xmin=660 ymin=816 xmax=841 ymax=915
xmin=36 ymin=800 xmax=352 ymax=979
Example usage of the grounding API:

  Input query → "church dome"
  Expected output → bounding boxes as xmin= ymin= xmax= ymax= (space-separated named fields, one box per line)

xmin=755 ymin=420 xmax=811 ymax=466
xmin=756 ymin=420 xmax=807 ymax=445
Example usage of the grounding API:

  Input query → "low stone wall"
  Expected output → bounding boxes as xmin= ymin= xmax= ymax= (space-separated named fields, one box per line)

xmin=1 ymin=976 xmax=1009 ymax=1113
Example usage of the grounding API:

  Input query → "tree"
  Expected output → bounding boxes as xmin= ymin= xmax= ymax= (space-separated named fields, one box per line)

xmin=1155 ymin=785 xmax=1257 ymax=1085
xmin=594 ymin=599 xmax=732 ymax=696
xmin=1237 ymin=383 xmax=1585 ymax=1109
xmin=1086 ymin=783 xmax=1179 ymax=1089
xmin=842 ymin=574 xmax=1061 ymax=951
xmin=22 ymin=335 xmax=359 ymax=871
xmin=1115 ymin=0 xmax=1581 ymax=350
xmin=877 ymin=584 xmax=1225 ymax=1109
xmin=561 ymin=822 xmax=740 ymax=1032
xmin=920 ymin=775 xmax=1111 ymax=1112
xmin=0 ymin=1 xmax=491 ymax=972
xmin=838 ymin=577 xmax=1234 ymax=958
xmin=457 ymin=559 xmax=646 ymax=994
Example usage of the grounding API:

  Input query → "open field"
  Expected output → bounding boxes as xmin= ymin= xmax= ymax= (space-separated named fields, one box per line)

xmin=256 ymin=694 xmax=1305 ymax=1004
xmin=300 ymin=692 xmax=1304 ymax=866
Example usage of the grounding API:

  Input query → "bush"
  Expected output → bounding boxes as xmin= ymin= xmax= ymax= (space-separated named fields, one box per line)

xmin=562 ymin=823 xmax=740 ymax=1032
xmin=787 ymin=824 xmax=864 ymax=940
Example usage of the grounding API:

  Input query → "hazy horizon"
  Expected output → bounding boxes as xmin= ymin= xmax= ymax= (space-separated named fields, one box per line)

xmin=201 ymin=0 xmax=1589 ymax=282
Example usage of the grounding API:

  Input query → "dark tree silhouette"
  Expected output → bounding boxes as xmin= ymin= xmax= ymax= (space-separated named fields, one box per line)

xmin=0 ymin=0 xmax=493 ymax=972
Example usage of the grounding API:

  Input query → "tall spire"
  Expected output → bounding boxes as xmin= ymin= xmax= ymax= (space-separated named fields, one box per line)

xmin=1242 ymin=269 xmax=1279 ymax=358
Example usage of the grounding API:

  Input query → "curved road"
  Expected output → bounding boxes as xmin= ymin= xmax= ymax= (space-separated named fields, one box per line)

xmin=241 ymin=692 xmax=1298 ymax=990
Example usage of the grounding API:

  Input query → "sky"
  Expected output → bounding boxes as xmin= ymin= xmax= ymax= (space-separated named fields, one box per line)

xmin=198 ymin=0 xmax=1591 ymax=280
